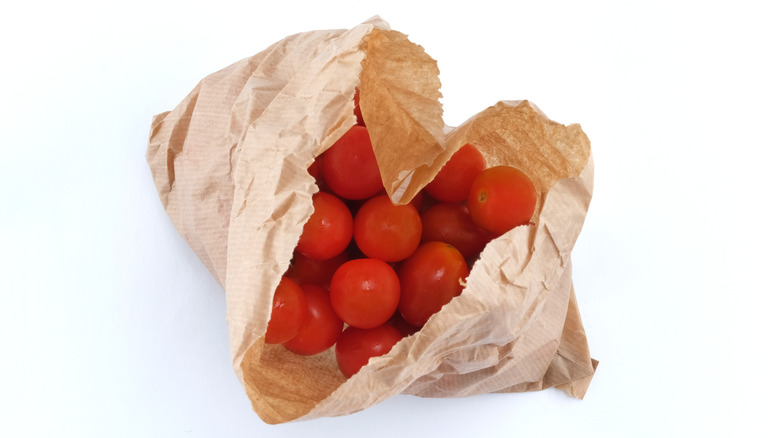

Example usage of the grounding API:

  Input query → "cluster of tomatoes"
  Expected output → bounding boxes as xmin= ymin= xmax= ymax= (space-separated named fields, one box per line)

xmin=265 ymin=92 xmax=538 ymax=378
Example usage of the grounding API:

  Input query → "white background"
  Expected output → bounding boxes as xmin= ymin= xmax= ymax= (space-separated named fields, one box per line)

xmin=2 ymin=1 xmax=778 ymax=436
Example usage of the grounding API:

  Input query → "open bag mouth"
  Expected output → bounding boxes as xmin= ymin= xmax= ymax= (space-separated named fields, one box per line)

xmin=146 ymin=16 xmax=597 ymax=424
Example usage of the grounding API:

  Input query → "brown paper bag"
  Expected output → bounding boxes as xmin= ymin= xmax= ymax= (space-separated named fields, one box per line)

xmin=147 ymin=17 xmax=597 ymax=424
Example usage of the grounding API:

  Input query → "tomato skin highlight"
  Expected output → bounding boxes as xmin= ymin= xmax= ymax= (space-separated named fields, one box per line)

xmin=424 ymin=144 xmax=486 ymax=203
xmin=468 ymin=165 xmax=537 ymax=235
xmin=354 ymin=195 xmax=422 ymax=262
xmin=265 ymin=277 xmax=306 ymax=344
xmin=296 ymin=192 xmax=353 ymax=261
xmin=335 ymin=324 xmax=403 ymax=378
xmin=330 ymin=258 xmax=401 ymax=329
xmin=282 ymin=284 xmax=344 ymax=356
xmin=398 ymin=242 xmax=469 ymax=327
xmin=420 ymin=203 xmax=493 ymax=259
xmin=321 ymin=125 xmax=383 ymax=200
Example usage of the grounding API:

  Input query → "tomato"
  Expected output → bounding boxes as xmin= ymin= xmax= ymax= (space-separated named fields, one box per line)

xmin=330 ymin=258 xmax=401 ymax=329
xmin=410 ymin=191 xmax=425 ymax=212
xmin=353 ymin=88 xmax=364 ymax=126
xmin=420 ymin=203 xmax=493 ymax=259
xmin=424 ymin=144 xmax=486 ymax=203
xmin=388 ymin=312 xmax=420 ymax=337
xmin=296 ymin=192 xmax=353 ymax=260
xmin=321 ymin=125 xmax=383 ymax=200
xmin=353 ymin=195 xmax=422 ymax=262
xmin=283 ymin=284 xmax=344 ymax=356
xmin=468 ymin=165 xmax=537 ymax=235
xmin=265 ymin=277 xmax=306 ymax=344
xmin=285 ymin=250 xmax=349 ymax=289
xmin=398 ymin=241 xmax=469 ymax=327
xmin=335 ymin=324 xmax=402 ymax=378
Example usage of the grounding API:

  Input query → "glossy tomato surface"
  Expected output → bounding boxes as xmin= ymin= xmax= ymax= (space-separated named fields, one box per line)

xmin=321 ymin=125 xmax=382 ymax=200
xmin=353 ymin=195 xmax=422 ymax=262
xmin=330 ymin=258 xmax=400 ymax=329
xmin=468 ymin=165 xmax=537 ymax=235
xmin=282 ymin=284 xmax=344 ymax=356
xmin=420 ymin=203 xmax=493 ymax=259
xmin=424 ymin=144 xmax=486 ymax=203
xmin=296 ymin=192 xmax=353 ymax=260
xmin=398 ymin=242 xmax=469 ymax=327
xmin=265 ymin=277 xmax=306 ymax=344
xmin=335 ymin=324 xmax=402 ymax=378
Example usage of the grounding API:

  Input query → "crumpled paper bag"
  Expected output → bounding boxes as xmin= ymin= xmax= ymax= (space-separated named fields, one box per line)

xmin=147 ymin=17 xmax=597 ymax=424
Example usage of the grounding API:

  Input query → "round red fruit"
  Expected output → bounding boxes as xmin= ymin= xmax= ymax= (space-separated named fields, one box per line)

xmin=265 ymin=277 xmax=306 ymax=344
xmin=285 ymin=250 xmax=349 ymax=289
xmin=421 ymin=203 xmax=493 ymax=259
xmin=330 ymin=259 xmax=401 ymax=329
xmin=321 ymin=125 xmax=383 ymax=200
xmin=354 ymin=195 xmax=422 ymax=262
xmin=283 ymin=284 xmax=344 ymax=356
xmin=468 ymin=165 xmax=537 ymax=235
xmin=424 ymin=144 xmax=486 ymax=203
xmin=399 ymin=242 xmax=469 ymax=327
xmin=335 ymin=324 xmax=402 ymax=378
xmin=296 ymin=192 xmax=353 ymax=260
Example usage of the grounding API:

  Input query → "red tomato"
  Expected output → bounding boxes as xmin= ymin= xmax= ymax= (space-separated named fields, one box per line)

xmin=424 ymin=144 xmax=486 ymax=202
xmin=285 ymin=250 xmax=349 ymax=289
xmin=353 ymin=195 xmax=422 ymax=262
xmin=283 ymin=284 xmax=344 ymax=356
xmin=388 ymin=312 xmax=420 ymax=337
xmin=410 ymin=191 xmax=425 ymax=212
xmin=420 ymin=203 xmax=493 ymax=259
xmin=398 ymin=242 xmax=469 ymax=327
xmin=321 ymin=125 xmax=383 ymax=200
xmin=265 ymin=277 xmax=306 ymax=344
xmin=354 ymin=88 xmax=364 ymax=126
xmin=330 ymin=258 xmax=401 ymax=329
xmin=296 ymin=192 xmax=353 ymax=260
xmin=335 ymin=324 xmax=402 ymax=378
xmin=468 ymin=165 xmax=537 ymax=235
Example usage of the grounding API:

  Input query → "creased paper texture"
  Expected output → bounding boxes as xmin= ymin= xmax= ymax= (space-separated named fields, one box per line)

xmin=147 ymin=17 xmax=596 ymax=424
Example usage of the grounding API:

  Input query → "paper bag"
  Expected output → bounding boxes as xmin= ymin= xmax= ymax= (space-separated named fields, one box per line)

xmin=147 ymin=17 xmax=597 ymax=424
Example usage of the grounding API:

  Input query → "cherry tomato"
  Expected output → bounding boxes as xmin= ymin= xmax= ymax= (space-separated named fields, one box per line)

xmin=283 ymin=284 xmax=344 ymax=356
xmin=421 ymin=203 xmax=493 ymax=259
xmin=330 ymin=258 xmax=401 ymax=329
xmin=335 ymin=324 xmax=402 ymax=378
xmin=424 ymin=144 xmax=486 ymax=203
xmin=388 ymin=312 xmax=420 ymax=337
xmin=265 ymin=277 xmax=306 ymax=344
xmin=321 ymin=125 xmax=383 ymax=200
xmin=285 ymin=250 xmax=349 ymax=289
xmin=354 ymin=88 xmax=364 ymax=126
xmin=398 ymin=241 xmax=469 ymax=327
xmin=296 ymin=192 xmax=353 ymax=260
xmin=410 ymin=191 xmax=424 ymax=212
xmin=468 ymin=165 xmax=537 ymax=235
xmin=354 ymin=195 xmax=422 ymax=262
